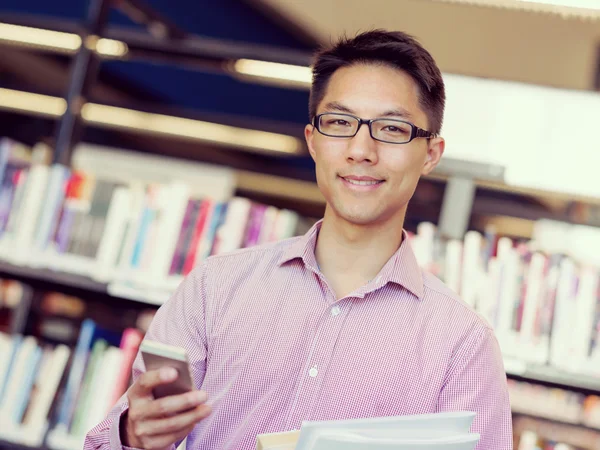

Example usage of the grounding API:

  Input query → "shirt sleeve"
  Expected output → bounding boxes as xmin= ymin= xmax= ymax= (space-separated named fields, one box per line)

xmin=436 ymin=324 xmax=513 ymax=450
xmin=84 ymin=262 xmax=210 ymax=450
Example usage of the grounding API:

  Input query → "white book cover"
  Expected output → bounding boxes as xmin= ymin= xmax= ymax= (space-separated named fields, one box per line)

xmin=477 ymin=256 xmax=501 ymax=328
xmin=31 ymin=163 xmax=71 ymax=256
xmin=0 ymin=332 xmax=13 ymax=396
xmin=549 ymin=258 xmax=577 ymax=370
xmin=83 ymin=346 xmax=123 ymax=434
xmin=495 ymin=248 xmax=522 ymax=351
xmin=213 ymin=197 xmax=252 ymax=255
xmin=21 ymin=344 xmax=71 ymax=435
xmin=413 ymin=222 xmax=436 ymax=269
xmin=114 ymin=181 xmax=146 ymax=282
xmin=144 ymin=182 xmax=190 ymax=284
xmin=308 ymin=432 xmax=479 ymax=450
xmin=571 ymin=266 xmax=599 ymax=371
xmin=11 ymin=164 xmax=49 ymax=265
xmin=93 ymin=186 xmax=133 ymax=283
xmin=0 ymin=168 xmax=28 ymax=259
xmin=519 ymin=252 xmax=546 ymax=353
xmin=0 ymin=335 xmax=38 ymax=418
xmin=274 ymin=209 xmax=299 ymax=240
xmin=293 ymin=411 xmax=476 ymax=450
xmin=460 ymin=230 xmax=482 ymax=309
xmin=444 ymin=239 xmax=463 ymax=295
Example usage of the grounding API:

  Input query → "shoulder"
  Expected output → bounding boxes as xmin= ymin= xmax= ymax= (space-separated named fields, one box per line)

xmin=198 ymin=237 xmax=302 ymax=278
xmin=420 ymin=269 xmax=494 ymax=335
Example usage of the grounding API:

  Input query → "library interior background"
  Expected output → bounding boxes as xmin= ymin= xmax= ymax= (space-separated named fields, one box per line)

xmin=1 ymin=0 xmax=600 ymax=449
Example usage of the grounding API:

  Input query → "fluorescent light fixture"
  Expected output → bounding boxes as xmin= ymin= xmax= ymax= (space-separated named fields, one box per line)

xmin=233 ymin=59 xmax=312 ymax=88
xmin=96 ymin=38 xmax=128 ymax=57
xmin=0 ymin=88 xmax=67 ymax=117
xmin=0 ymin=22 xmax=128 ymax=58
xmin=80 ymin=103 xmax=303 ymax=155
xmin=0 ymin=22 xmax=81 ymax=54
xmin=0 ymin=88 xmax=303 ymax=155
xmin=85 ymin=35 xmax=129 ymax=58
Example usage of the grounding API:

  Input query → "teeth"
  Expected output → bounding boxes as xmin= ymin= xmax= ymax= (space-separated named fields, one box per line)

xmin=344 ymin=178 xmax=380 ymax=186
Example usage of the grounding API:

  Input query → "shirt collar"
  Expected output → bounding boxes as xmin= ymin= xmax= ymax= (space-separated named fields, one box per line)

xmin=278 ymin=219 xmax=424 ymax=300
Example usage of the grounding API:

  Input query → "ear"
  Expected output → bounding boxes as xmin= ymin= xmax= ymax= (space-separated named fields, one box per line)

xmin=305 ymin=124 xmax=317 ymax=162
xmin=421 ymin=137 xmax=445 ymax=176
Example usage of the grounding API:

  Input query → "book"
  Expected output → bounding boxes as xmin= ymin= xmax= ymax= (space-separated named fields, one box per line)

xmin=257 ymin=411 xmax=479 ymax=450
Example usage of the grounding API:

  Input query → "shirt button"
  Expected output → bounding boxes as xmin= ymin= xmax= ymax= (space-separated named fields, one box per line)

xmin=331 ymin=305 xmax=341 ymax=316
xmin=309 ymin=366 xmax=318 ymax=377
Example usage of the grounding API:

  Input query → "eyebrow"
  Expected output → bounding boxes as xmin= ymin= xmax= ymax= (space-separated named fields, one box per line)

xmin=322 ymin=102 xmax=414 ymax=120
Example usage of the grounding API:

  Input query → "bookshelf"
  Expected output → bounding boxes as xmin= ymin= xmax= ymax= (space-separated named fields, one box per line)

xmin=505 ymin=359 xmax=600 ymax=396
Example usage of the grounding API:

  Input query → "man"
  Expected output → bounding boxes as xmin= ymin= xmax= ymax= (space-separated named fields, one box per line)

xmin=85 ymin=30 xmax=512 ymax=450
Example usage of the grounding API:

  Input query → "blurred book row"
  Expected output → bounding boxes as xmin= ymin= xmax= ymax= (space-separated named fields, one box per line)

xmin=517 ymin=431 xmax=580 ymax=450
xmin=0 ymin=320 xmax=144 ymax=450
xmin=0 ymin=138 xmax=314 ymax=304
xmin=408 ymin=220 xmax=600 ymax=379
xmin=508 ymin=379 xmax=600 ymax=429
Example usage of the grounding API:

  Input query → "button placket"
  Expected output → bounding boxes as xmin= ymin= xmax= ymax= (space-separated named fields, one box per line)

xmin=285 ymin=300 xmax=350 ymax=429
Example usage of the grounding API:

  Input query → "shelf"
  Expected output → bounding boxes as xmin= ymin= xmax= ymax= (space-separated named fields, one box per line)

xmin=505 ymin=358 xmax=600 ymax=395
xmin=0 ymin=260 xmax=159 ymax=308
xmin=0 ymin=440 xmax=47 ymax=450
xmin=512 ymin=411 xmax=600 ymax=434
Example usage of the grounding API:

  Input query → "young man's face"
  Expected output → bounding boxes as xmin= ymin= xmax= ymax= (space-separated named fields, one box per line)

xmin=305 ymin=63 xmax=445 ymax=228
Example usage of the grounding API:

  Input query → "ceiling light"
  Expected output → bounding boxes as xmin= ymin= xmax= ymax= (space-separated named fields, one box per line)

xmin=96 ymin=38 xmax=129 ymax=57
xmin=0 ymin=22 xmax=128 ymax=58
xmin=85 ymin=35 xmax=129 ymax=58
xmin=233 ymin=59 xmax=312 ymax=89
xmin=81 ymin=103 xmax=303 ymax=155
xmin=0 ymin=22 xmax=81 ymax=54
xmin=0 ymin=89 xmax=303 ymax=155
xmin=0 ymin=88 xmax=67 ymax=117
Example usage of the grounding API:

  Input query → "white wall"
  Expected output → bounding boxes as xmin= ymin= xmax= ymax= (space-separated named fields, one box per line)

xmin=441 ymin=73 xmax=600 ymax=198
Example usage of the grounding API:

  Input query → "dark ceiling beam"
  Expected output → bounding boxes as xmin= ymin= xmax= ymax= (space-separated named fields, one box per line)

xmin=240 ymin=0 xmax=321 ymax=50
xmin=104 ymin=26 xmax=313 ymax=68
xmin=0 ymin=48 xmax=126 ymax=104
xmin=0 ymin=13 xmax=313 ymax=68
xmin=0 ymin=12 xmax=82 ymax=34
xmin=113 ymin=0 xmax=189 ymax=39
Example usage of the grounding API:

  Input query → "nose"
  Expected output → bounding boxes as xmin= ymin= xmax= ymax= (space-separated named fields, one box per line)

xmin=346 ymin=122 xmax=378 ymax=164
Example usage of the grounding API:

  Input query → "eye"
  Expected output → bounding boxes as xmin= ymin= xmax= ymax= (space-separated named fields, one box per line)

xmin=382 ymin=125 xmax=408 ymax=134
xmin=327 ymin=119 xmax=351 ymax=127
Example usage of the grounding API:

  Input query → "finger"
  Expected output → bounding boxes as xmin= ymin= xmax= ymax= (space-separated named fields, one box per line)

xmin=137 ymin=404 xmax=212 ymax=437
xmin=137 ymin=425 xmax=195 ymax=450
xmin=131 ymin=368 xmax=179 ymax=398
xmin=144 ymin=390 xmax=208 ymax=420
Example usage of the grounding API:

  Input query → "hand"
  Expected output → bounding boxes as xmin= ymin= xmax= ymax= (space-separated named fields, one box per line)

xmin=122 ymin=367 xmax=211 ymax=450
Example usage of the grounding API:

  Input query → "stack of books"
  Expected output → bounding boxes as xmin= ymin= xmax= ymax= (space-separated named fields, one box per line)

xmin=256 ymin=411 xmax=479 ymax=450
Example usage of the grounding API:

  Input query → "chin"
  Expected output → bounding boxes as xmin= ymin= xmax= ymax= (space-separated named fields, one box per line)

xmin=337 ymin=208 xmax=381 ymax=226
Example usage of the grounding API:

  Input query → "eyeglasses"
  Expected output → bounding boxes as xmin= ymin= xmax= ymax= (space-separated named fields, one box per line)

xmin=313 ymin=112 xmax=436 ymax=144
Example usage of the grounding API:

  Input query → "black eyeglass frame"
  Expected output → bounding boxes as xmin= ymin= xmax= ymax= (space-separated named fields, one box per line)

xmin=312 ymin=112 xmax=437 ymax=144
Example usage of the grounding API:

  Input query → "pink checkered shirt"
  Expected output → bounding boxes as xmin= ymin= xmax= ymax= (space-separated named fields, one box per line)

xmin=85 ymin=220 xmax=513 ymax=450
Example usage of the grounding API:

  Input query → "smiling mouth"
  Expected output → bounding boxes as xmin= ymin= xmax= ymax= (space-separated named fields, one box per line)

xmin=340 ymin=176 xmax=384 ymax=186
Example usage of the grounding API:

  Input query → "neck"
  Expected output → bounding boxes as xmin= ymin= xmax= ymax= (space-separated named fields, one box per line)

xmin=315 ymin=206 xmax=406 ymax=282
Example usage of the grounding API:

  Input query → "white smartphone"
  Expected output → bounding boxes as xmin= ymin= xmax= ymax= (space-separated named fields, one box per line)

xmin=140 ymin=339 xmax=194 ymax=399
